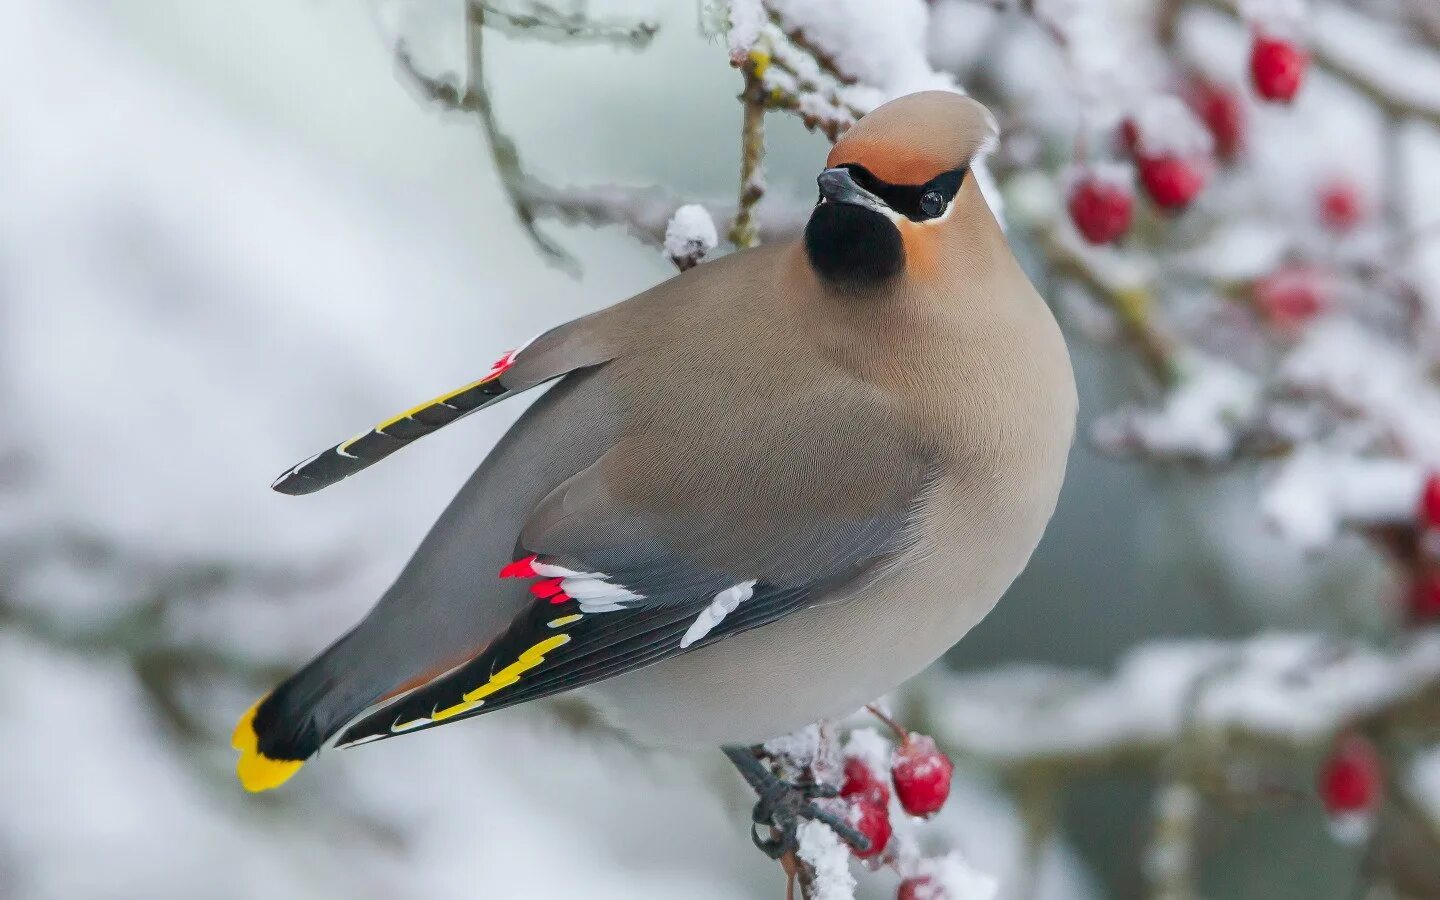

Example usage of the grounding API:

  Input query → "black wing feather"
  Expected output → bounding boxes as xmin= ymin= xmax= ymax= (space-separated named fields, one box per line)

xmin=332 ymin=581 xmax=821 ymax=748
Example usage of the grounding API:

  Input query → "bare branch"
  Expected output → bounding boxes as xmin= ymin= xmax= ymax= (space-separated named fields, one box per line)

xmin=479 ymin=1 xmax=657 ymax=48
xmin=392 ymin=5 xmax=590 ymax=272
xmin=918 ymin=633 xmax=1440 ymax=776
xmin=513 ymin=179 xmax=806 ymax=248
xmin=730 ymin=49 xmax=769 ymax=249
xmin=1041 ymin=231 xmax=1181 ymax=387
xmin=1144 ymin=780 xmax=1203 ymax=900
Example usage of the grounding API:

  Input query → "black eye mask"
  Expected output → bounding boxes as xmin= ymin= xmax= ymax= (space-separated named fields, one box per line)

xmin=838 ymin=164 xmax=968 ymax=222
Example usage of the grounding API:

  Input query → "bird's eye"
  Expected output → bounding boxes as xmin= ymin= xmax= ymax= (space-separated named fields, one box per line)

xmin=919 ymin=191 xmax=947 ymax=218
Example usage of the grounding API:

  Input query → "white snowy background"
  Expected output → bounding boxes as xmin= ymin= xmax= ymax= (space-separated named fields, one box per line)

xmin=6 ymin=0 xmax=1440 ymax=897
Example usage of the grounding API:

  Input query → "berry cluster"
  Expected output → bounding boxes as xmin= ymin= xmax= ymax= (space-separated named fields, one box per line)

xmin=1066 ymin=27 xmax=1311 ymax=246
xmin=831 ymin=712 xmax=959 ymax=897
xmin=839 ymin=732 xmax=954 ymax=864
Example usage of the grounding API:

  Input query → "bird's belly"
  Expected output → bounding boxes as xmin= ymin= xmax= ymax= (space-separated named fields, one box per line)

xmin=584 ymin=469 xmax=1063 ymax=747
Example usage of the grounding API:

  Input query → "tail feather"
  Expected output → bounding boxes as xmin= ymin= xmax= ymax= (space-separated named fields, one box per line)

xmin=232 ymin=622 xmax=491 ymax=791
xmin=236 ymin=366 xmax=616 ymax=791
xmin=232 ymin=634 xmax=379 ymax=792
xmin=231 ymin=698 xmax=306 ymax=792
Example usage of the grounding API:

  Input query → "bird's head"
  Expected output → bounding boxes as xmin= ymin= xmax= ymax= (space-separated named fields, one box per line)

xmin=804 ymin=91 xmax=998 ymax=290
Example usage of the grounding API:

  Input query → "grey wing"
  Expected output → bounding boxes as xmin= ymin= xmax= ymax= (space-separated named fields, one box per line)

xmin=247 ymin=366 xmax=624 ymax=764
xmin=333 ymin=398 xmax=934 ymax=746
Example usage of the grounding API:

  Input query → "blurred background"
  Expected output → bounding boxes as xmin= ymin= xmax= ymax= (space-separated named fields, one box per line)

xmin=5 ymin=0 xmax=1440 ymax=897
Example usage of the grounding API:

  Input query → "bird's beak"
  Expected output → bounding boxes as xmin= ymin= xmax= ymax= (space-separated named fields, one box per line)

xmin=816 ymin=167 xmax=891 ymax=217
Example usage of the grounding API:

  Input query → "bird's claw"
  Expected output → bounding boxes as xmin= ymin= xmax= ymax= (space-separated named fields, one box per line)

xmin=723 ymin=745 xmax=870 ymax=860
xmin=746 ymin=777 xmax=869 ymax=859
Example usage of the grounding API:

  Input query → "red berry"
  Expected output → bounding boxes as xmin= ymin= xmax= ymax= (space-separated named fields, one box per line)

xmin=891 ymin=735 xmax=953 ymax=818
xmin=841 ymin=756 xmax=891 ymax=808
xmin=1318 ymin=180 xmax=1365 ymax=232
xmin=1068 ymin=176 xmax=1133 ymax=244
xmin=1251 ymin=34 xmax=1308 ymax=103
xmin=1137 ymin=155 xmax=1205 ymax=210
xmin=1187 ymin=79 xmax=1244 ymax=161
xmin=1254 ymin=266 xmax=1330 ymax=328
xmin=1319 ymin=734 xmax=1382 ymax=814
xmin=849 ymin=799 xmax=892 ymax=859
xmin=1419 ymin=475 xmax=1440 ymax=528
xmin=898 ymin=876 xmax=938 ymax=900
xmin=1407 ymin=572 xmax=1440 ymax=625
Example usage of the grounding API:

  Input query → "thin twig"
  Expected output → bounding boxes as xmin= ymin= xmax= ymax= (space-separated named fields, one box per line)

xmin=1144 ymin=778 xmax=1203 ymax=900
xmin=392 ymin=5 xmax=582 ymax=271
xmin=462 ymin=3 xmax=577 ymax=270
xmin=513 ymin=180 xmax=806 ymax=249
xmin=766 ymin=10 xmax=857 ymax=86
xmin=758 ymin=30 xmax=864 ymax=141
xmin=1042 ymin=232 xmax=1181 ymax=387
xmin=781 ymin=850 xmax=800 ymax=900
xmin=866 ymin=703 xmax=910 ymax=743
xmin=730 ymin=48 xmax=769 ymax=249
xmin=478 ymin=1 xmax=657 ymax=47
xmin=1012 ymin=766 xmax=1058 ymax=900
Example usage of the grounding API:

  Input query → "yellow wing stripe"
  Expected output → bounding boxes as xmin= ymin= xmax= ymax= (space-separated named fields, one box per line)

xmin=430 ymin=697 xmax=484 ymax=722
xmin=232 ymin=698 xmax=305 ymax=792
xmin=336 ymin=347 xmax=519 ymax=453
xmin=372 ymin=375 xmax=497 ymax=433
xmin=391 ymin=634 xmax=572 ymax=732
xmin=338 ymin=375 xmax=502 ymax=455
xmin=461 ymin=634 xmax=571 ymax=703
xmin=272 ymin=344 xmax=537 ymax=495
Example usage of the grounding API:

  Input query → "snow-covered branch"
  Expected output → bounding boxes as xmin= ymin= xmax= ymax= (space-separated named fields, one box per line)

xmin=917 ymin=632 xmax=1440 ymax=770
xmin=753 ymin=716 xmax=997 ymax=900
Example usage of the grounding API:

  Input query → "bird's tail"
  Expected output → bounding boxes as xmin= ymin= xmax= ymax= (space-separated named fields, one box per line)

xmin=231 ymin=696 xmax=306 ymax=793
xmin=232 ymin=629 xmax=386 ymax=792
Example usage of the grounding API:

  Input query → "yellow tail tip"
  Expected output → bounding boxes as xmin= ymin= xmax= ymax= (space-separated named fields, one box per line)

xmin=232 ymin=698 xmax=305 ymax=792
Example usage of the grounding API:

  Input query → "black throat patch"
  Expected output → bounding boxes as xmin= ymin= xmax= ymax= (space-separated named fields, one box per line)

xmin=803 ymin=163 xmax=967 ymax=289
xmin=804 ymin=202 xmax=904 ymax=288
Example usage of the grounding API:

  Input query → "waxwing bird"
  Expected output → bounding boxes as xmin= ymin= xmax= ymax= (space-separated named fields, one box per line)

xmin=234 ymin=91 xmax=1077 ymax=835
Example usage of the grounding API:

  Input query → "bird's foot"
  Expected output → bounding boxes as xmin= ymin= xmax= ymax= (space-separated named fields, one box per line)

xmin=747 ymin=777 xmax=869 ymax=859
xmin=723 ymin=746 xmax=871 ymax=859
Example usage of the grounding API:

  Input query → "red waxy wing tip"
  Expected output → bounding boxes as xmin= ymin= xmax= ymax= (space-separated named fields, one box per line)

xmin=500 ymin=555 xmax=538 ymax=579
